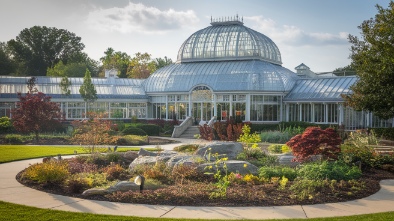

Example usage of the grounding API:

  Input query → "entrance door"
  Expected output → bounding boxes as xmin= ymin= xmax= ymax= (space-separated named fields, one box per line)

xmin=192 ymin=102 xmax=212 ymax=124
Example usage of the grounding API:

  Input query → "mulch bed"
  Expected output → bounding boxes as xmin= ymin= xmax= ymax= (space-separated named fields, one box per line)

xmin=16 ymin=168 xmax=394 ymax=207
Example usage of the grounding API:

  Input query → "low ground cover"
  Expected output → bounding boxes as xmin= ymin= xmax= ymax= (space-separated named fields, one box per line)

xmin=0 ymin=145 xmax=160 ymax=163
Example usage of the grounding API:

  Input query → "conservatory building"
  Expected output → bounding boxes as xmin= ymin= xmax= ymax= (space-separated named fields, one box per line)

xmin=0 ymin=18 xmax=393 ymax=130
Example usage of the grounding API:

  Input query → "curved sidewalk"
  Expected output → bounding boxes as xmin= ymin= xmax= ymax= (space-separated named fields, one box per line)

xmin=1 ymin=157 xmax=394 ymax=219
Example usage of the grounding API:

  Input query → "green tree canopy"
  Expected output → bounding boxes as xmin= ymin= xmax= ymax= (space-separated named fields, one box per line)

xmin=79 ymin=69 xmax=97 ymax=103
xmin=0 ymin=42 xmax=16 ymax=75
xmin=7 ymin=26 xmax=85 ymax=76
xmin=127 ymin=52 xmax=156 ymax=79
xmin=154 ymin=56 xmax=173 ymax=70
xmin=345 ymin=2 xmax=394 ymax=119
xmin=100 ymin=47 xmax=131 ymax=78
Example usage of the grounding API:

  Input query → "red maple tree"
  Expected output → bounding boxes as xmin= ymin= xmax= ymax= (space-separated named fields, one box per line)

xmin=286 ymin=127 xmax=342 ymax=162
xmin=12 ymin=92 xmax=63 ymax=142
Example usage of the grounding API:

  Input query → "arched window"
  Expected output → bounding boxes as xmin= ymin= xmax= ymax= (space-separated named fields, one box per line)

xmin=191 ymin=86 xmax=212 ymax=101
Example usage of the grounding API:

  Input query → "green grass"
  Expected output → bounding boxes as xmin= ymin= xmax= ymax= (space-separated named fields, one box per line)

xmin=1 ymin=200 xmax=394 ymax=221
xmin=0 ymin=145 xmax=158 ymax=163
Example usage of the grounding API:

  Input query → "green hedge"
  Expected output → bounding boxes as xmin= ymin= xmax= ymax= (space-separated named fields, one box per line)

xmin=250 ymin=122 xmax=338 ymax=133
xmin=373 ymin=128 xmax=394 ymax=140
xmin=136 ymin=124 xmax=161 ymax=136
xmin=122 ymin=127 xmax=147 ymax=136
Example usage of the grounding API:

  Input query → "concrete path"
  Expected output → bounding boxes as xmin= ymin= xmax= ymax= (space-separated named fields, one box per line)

xmin=1 ymin=140 xmax=394 ymax=219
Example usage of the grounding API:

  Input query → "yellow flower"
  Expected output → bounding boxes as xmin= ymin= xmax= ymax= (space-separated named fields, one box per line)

xmin=243 ymin=163 xmax=248 ymax=168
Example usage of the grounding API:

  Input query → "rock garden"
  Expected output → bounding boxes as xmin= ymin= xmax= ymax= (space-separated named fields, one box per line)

xmin=16 ymin=123 xmax=394 ymax=207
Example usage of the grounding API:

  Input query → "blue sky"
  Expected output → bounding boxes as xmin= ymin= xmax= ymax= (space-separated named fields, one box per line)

xmin=0 ymin=0 xmax=390 ymax=72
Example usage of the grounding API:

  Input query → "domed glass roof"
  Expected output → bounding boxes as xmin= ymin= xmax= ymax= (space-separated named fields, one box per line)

xmin=177 ymin=19 xmax=282 ymax=65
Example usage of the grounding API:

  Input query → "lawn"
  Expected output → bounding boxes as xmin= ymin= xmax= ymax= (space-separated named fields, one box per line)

xmin=0 ymin=145 xmax=157 ymax=163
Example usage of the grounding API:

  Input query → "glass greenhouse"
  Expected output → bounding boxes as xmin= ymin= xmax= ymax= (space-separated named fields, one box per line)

xmin=0 ymin=17 xmax=392 ymax=130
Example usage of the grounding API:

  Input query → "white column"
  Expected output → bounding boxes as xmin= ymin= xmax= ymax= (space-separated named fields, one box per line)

xmin=245 ymin=94 xmax=250 ymax=121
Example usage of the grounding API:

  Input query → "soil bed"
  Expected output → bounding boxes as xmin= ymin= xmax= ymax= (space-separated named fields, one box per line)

xmin=17 ymin=168 xmax=394 ymax=207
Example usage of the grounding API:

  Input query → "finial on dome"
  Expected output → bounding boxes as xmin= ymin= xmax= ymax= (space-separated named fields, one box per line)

xmin=210 ymin=14 xmax=244 ymax=26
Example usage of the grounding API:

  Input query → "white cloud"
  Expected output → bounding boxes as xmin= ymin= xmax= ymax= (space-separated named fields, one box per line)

xmin=244 ymin=16 xmax=348 ymax=46
xmin=85 ymin=2 xmax=199 ymax=34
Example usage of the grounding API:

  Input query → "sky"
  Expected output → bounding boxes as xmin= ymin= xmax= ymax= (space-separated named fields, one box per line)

xmin=0 ymin=0 xmax=391 ymax=72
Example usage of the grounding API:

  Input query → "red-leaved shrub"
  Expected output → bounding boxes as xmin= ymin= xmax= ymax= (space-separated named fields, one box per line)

xmin=286 ymin=127 xmax=341 ymax=162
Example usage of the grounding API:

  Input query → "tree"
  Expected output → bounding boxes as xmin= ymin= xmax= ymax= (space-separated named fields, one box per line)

xmin=286 ymin=127 xmax=342 ymax=163
xmin=127 ymin=52 xmax=156 ymax=79
xmin=11 ymin=79 xmax=63 ymax=142
xmin=0 ymin=42 xmax=16 ymax=75
xmin=60 ymin=76 xmax=71 ymax=96
xmin=332 ymin=65 xmax=356 ymax=76
xmin=154 ymin=56 xmax=173 ymax=70
xmin=344 ymin=2 xmax=394 ymax=119
xmin=100 ymin=48 xmax=131 ymax=78
xmin=7 ymin=26 xmax=85 ymax=76
xmin=47 ymin=55 xmax=99 ymax=77
xmin=79 ymin=69 xmax=97 ymax=103
xmin=71 ymin=112 xmax=116 ymax=153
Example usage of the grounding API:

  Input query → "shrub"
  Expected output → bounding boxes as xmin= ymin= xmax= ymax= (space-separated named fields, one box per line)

xmin=260 ymin=131 xmax=292 ymax=143
xmin=289 ymin=179 xmax=325 ymax=200
xmin=0 ymin=116 xmax=13 ymax=133
xmin=4 ymin=134 xmax=24 ymax=144
xmin=281 ymin=144 xmax=291 ymax=153
xmin=64 ymin=174 xmax=92 ymax=193
xmin=268 ymin=144 xmax=283 ymax=154
xmin=340 ymin=130 xmax=393 ymax=168
xmin=259 ymin=166 xmax=297 ymax=181
xmin=67 ymin=158 xmax=98 ymax=174
xmin=372 ymin=128 xmax=394 ymax=140
xmin=77 ymin=172 xmax=109 ymax=188
xmin=23 ymin=161 xmax=69 ymax=184
xmin=238 ymin=124 xmax=261 ymax=144
xmin=170 ymin=164 xmax=200 ymax=184
xmin=102 ymin=164 xmax=129 ymax=181
xmin=117 ymin=135 xmax=148 ymax=145
xmin=297 ymin=161 xmax=362 ymax=181
xmin=136 ymin=124 xmax=161 ymax=136
xmin=122 ymin=126 xmax=147 ymax=136
xmin=286 ymin=127 xmax=342 ymax=162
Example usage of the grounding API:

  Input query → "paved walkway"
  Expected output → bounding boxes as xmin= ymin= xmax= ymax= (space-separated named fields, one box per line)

xmin=1 ymin=140 xmax=394 ymax=219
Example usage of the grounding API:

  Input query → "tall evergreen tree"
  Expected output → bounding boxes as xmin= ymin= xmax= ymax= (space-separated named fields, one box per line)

xmin=79 ymin=69 xmax=97 ymax=103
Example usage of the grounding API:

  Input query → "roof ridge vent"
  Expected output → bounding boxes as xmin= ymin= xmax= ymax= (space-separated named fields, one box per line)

xmin=210 ymin=14 xmax=243 ymax=26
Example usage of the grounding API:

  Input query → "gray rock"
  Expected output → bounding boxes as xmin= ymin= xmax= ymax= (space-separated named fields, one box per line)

xmin=121 ymin=151 xmax=139 ymax=165
xmin=195 ymin=142 xmax=243 ymax=161
xmin=138 ymin=148 xmax=157 ymax=157
xmin=278 ymin=155 xmax=299 ymax=167
xmin=197 ymin=160 xmax=259 ymax=175
xmin=166 ymin=154 xmax=203 ymax=168
xmin=82 ymin=188 xmax=109 ymax=196
xmin=129 ymin=154 xmax=176 ymax=171
xmin=107 ymin=181 xmax=140 ymax=192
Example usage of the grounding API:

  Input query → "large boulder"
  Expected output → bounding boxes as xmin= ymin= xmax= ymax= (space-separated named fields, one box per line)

xmin=166 ymin=154 xmax=204 ymax=168
xmin=197 ymin=160 xmax=259 ymax=175
xmin=129 ymin=152 xmax=177 ymax=171
xmin=138 ymin=148 xmax=157 ymax=157
xmin=195 ymin=142 xmax=243 ymax=161
xmin=82 ymin=188 xmax=109 ymax=196
xmin=107 ymin=181 xmax=140 ymax=192
xmin=83 ymin=181 xmax=141 ymax=196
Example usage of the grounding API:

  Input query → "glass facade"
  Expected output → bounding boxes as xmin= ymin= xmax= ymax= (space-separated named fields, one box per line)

xmin=250 ymin=95 xmax=281 ymax=122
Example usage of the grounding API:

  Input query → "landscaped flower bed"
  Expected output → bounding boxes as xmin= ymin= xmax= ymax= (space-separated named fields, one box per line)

xmin=16 ymin=126 xmax=394 ymax=207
